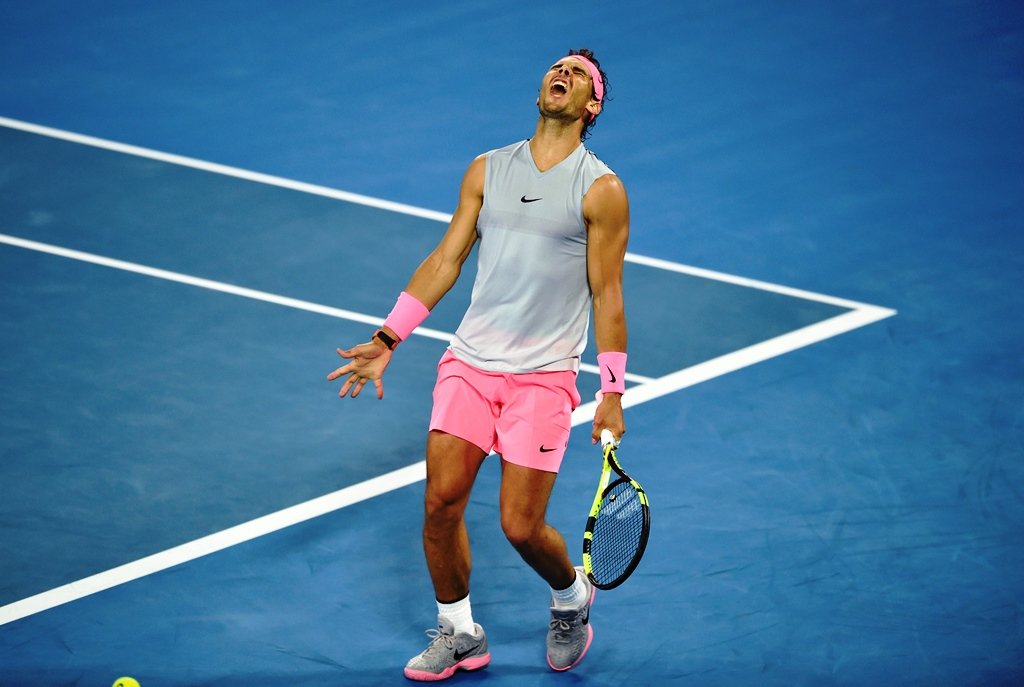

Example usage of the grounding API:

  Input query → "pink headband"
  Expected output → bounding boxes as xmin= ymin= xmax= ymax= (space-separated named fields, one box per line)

xmin=562 ymin=54 xmax=604 ymax=103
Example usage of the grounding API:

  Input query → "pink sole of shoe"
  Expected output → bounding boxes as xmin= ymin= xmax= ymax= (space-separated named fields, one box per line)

xmin=404 ymin=652 xmax=491 ymax=682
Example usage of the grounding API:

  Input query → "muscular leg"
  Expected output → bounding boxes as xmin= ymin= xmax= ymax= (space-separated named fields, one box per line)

xmin=423 ymin=430 xmax=488 ymax=602
xmin=498 ymin=460 xmax=576 ymax=590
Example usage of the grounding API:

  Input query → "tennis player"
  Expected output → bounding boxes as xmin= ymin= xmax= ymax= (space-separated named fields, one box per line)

xmin=329 ymin=48 xmax=629 ymax=680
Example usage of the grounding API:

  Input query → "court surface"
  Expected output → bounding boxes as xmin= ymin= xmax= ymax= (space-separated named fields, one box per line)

xmin=1 ymin=2 xmax=1022 ymax=686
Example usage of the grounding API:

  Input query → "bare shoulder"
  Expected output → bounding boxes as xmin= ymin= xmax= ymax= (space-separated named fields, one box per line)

xmin=584 ymin=173 xmax=630 ymax=223
xmin=461 ymin=154 xmax=487 ymax=197
xmin=591 ymin=173 xmax=627 ymax=196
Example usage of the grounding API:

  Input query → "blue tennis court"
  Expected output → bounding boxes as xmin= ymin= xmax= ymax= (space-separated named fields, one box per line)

xmin=1 ymin=2 xmax=1022 ymax=685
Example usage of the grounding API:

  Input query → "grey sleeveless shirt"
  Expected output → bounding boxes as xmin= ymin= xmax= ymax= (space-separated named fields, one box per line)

xmin=449 ymin=140 xmax=614 ymax=373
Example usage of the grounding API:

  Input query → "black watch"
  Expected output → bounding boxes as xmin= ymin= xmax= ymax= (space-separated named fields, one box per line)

xmin=374 ymin=329 xmax=398 ymax=350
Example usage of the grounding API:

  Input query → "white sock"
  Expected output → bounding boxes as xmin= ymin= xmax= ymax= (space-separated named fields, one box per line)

xmin=437 ymin=594 xmax=476 ymax=636
xmin=551 ymin=570 xmax=588 ymax=609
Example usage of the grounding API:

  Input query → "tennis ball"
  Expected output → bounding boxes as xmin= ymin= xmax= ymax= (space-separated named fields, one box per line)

xmin=113 ymin=678 xmax=140 ymax=687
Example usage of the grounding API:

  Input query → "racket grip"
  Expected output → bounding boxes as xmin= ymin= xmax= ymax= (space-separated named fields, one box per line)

xmin=600 ymin=429 xmax=619 ymax=448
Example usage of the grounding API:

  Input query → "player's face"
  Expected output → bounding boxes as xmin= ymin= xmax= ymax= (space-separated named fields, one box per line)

xmin=538 ymin=57 xmax=600 ymax=121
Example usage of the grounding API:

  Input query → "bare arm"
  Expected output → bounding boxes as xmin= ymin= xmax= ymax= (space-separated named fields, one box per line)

xmin=584 ymin=173 xmax=630 ymax=442
xmin=327 ymin=156 xmax=485 ymax=399
xmin=400 ymin=155 xmax=485 ymax=310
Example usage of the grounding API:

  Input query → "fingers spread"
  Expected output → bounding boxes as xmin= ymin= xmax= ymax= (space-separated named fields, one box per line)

xmin=327 ymin=362 xmax=354 ymax=381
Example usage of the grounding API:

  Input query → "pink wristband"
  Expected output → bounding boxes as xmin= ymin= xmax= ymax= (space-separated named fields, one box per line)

xmin=597 ymin=351 xmax=627 ymax=394
xmin=382 ymin=291 xmax=430 ymax=341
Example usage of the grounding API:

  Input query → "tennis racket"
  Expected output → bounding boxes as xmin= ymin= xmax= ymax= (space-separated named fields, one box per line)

xmin=582 ymin=429 xmax=651 ymax=590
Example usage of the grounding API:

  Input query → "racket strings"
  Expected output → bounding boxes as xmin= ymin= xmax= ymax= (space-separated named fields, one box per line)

xmin=589 ymin=479 xmax=646 ymax=585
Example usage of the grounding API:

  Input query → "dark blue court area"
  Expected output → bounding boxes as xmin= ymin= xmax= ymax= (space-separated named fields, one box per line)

xmin=1 ymin=2 xmax=1022 ymax=686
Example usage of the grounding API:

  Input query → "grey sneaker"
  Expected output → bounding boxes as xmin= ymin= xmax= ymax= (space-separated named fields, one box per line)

xmin=404 ymin=616 xmax=490 ymax=681
xmin=546 ymin=566 xmax=596 ymax=671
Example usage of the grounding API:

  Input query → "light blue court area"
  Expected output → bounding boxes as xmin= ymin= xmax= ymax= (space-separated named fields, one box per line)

xmin=0 ymin=122 xmax=886 ymax=611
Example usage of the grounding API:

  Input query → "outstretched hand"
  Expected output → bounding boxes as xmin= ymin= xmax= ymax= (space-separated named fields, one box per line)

xmin=327 ymin=338 xmax=393 ymax=400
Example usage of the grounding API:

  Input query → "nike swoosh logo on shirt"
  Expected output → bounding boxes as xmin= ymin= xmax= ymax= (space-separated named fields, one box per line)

xmin=520 ymin=195 xmax=542 ymax=203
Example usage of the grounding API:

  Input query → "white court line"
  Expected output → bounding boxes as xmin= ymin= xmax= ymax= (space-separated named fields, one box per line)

xmin=623 ymin=253 xmax=881 ymax=311
xmin=0 ymin=463 xmax=427 ymax=626
xmin=0 ymin=233 xmax=450 ymax=343
xmin=0 ymin=116 xmax=454 ymax=225
xmin=575 ymin=304 xmax=896 ymax=419
xmin=0 ymin=116 xmax=896 ymax=626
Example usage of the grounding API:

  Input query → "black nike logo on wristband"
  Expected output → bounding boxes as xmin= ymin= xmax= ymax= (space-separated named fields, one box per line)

xmin=539 ymin=445 xmax=557 ymax=453
xmin=605 ymin=365 xmax=617 ymax=383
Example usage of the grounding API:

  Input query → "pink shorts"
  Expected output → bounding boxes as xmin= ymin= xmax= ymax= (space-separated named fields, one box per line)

xmin=429 ymin=350 xmax=582 ymax=473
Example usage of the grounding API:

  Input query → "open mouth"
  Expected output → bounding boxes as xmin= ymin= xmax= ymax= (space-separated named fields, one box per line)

xmin=550 ymin=79 xmax=568 ymax=95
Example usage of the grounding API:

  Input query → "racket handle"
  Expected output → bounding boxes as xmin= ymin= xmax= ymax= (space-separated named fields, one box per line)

xmin=600 ymin=428 xmax=619 ymax=448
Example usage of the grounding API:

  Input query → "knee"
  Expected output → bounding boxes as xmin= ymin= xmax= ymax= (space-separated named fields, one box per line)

xmin=424 ymin=482 xmax=468 ymax=527
xmin=501 ymin=513 xmax=541 ymax=552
